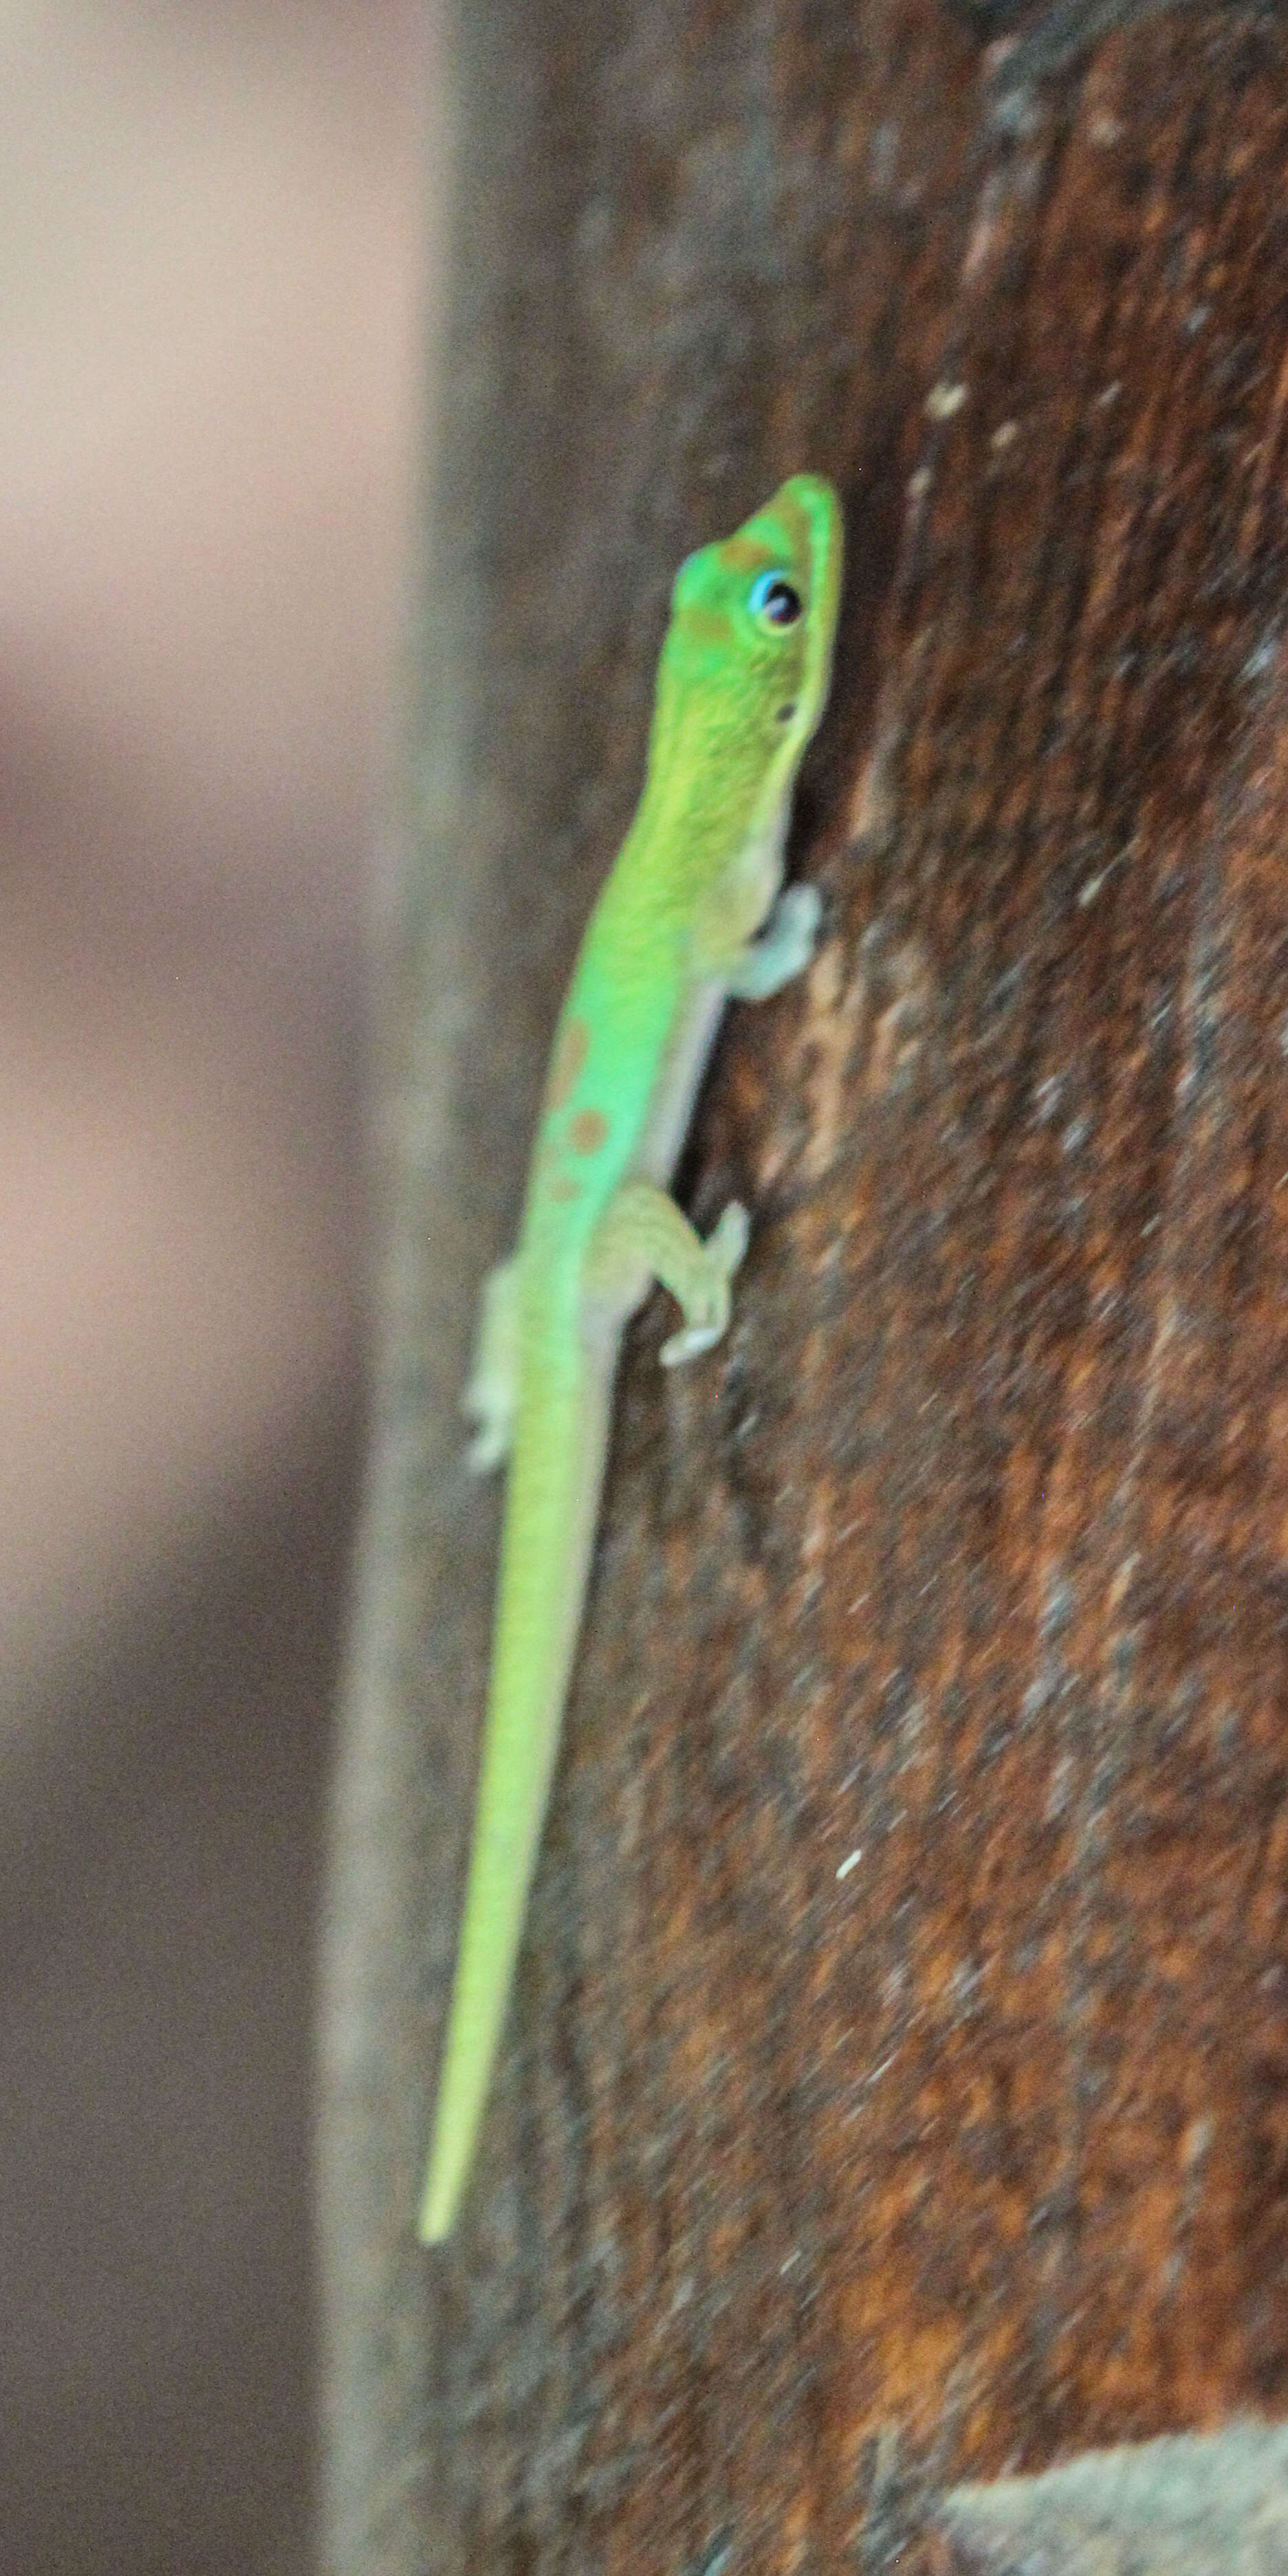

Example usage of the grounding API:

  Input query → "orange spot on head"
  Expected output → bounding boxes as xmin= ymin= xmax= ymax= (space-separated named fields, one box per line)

xmin=545 ymin=1016 xmax=589 ymax=1112
xmin=721 ymin=533 xmax=767 ymax=572
xmin=675 ymin=605 xmax=730 ymax=651
xmin=569 ymin=1108 xmax=610 ymax=1155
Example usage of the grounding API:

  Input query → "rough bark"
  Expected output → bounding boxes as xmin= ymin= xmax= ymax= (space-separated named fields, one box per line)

xmin=322 ymin=1 xmax=1288 ymax=2568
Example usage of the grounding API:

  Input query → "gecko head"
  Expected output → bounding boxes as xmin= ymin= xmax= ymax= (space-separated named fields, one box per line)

xmin=662 ymin=474 xmax=844 ymax=776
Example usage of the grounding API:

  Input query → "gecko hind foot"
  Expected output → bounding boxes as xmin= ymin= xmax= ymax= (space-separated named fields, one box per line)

xmin=461 ymin=1254 xmax=520 ymax=1472
xmin=659 ymin=1201 xmax=750 ymax=1366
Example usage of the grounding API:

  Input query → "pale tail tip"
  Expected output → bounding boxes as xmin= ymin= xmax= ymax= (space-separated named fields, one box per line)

xmin=416 ymin=2173 xmax=456 ymax=2247
xmin=417 ymin=2135 xmax=467 ymax=2245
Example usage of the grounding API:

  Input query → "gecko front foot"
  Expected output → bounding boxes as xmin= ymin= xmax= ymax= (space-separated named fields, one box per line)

xmin=724 ymin=882 xmax=822 ymax=1001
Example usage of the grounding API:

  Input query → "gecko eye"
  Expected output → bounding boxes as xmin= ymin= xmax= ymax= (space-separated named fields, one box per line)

xmin=748 ymin=571 xmax=803 ymax=627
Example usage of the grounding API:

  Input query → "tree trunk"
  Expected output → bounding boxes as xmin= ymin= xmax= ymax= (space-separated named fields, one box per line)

xmin=322 ymin=1 xmax=1288 ymax=2566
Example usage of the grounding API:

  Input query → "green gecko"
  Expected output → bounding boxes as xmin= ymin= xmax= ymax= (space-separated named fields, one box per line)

xmin=419 ymin=474 xmax=843 ymax=2243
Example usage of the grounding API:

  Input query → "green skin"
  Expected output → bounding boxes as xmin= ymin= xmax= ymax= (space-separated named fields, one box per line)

xmin=419 ymin=475 xmax=844 ymax=2242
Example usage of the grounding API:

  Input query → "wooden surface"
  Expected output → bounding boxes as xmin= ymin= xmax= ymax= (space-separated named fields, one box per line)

xmin=322 ymin=1 xmax=1288 ymax=2566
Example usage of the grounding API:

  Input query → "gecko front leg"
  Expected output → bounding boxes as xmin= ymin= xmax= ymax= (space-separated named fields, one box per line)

xmin=586 ymin=1179 xmax=750 ymax=1365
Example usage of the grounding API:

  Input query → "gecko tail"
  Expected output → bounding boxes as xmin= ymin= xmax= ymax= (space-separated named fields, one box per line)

xmin=419 ymin=1358 xmax=611 ymax=2243
xmin=417 ymin=1672 xmax=565 ymax=2244
xmin=418 ymin=1688 xmax=563 ymax=2240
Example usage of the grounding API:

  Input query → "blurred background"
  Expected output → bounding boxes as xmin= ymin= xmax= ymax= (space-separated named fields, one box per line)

xmin=0 ymin=3 xmax=441 ymax=2566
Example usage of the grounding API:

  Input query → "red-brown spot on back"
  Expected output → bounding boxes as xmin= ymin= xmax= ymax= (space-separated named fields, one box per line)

xmin=569 ymin=1107 xmax=610 ymax=1155
xmin=545 ymin=1016 xmax=589 ymax=1112
xmin=549 ymin=1175 xmax=582 ymax=1203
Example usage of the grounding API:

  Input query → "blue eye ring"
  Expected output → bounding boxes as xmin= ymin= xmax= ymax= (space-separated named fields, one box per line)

xmin=748 ymin=570 xmax=803 ymax=627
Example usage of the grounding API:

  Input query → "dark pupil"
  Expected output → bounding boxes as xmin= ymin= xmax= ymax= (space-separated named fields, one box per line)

xmin=759 ymin=578 xmax=802 ymax=626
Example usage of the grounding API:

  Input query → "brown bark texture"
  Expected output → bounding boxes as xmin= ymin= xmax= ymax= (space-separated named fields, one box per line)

xmin=322 ymin=0 xmax=1288 ymax=2567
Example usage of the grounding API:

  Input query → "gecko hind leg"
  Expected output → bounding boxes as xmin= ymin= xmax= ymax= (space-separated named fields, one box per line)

xmin=723 ymin=882 xmax=822 ymax=1000
xmin=461 ymin=1254 xmax=521 ymax=1470
xmin=587 ymin=1179 xmax=750 ymax=1368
